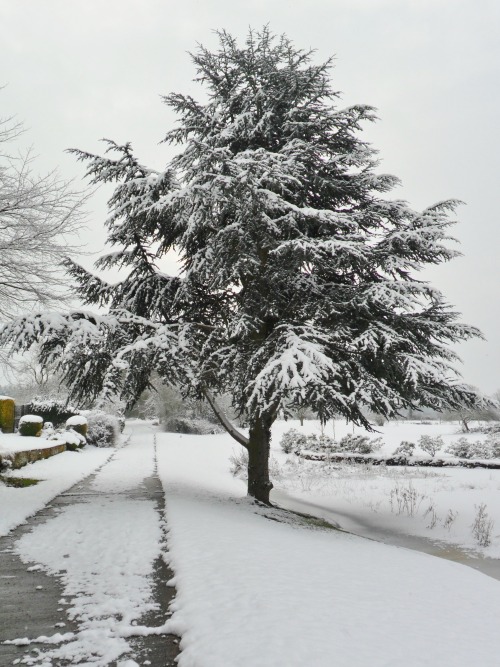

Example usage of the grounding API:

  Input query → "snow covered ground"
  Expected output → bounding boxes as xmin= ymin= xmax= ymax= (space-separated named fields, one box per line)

xmin=269 ymin=419 xmax=500 ymax=558
xmin=2 ymin=419 xmax=500 ymax=666
xmin=156 ymin=423 xmax=500 ymax=667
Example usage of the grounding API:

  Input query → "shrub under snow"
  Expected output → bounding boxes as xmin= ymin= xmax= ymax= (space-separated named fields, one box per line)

xmin=337 ymin=433 xmax=383 ymax=454
xmin=163 ymin=417 xmax=223 ymax=435
xmin=48 ymin=429 xmax=86 ymax=451
xmin=393 ymin=441 xmax=416 ymax=457
xmin=446 ymin=436 xmax=500 ymax=460
xmin=82 ymin=410 xmax=121 ymax=447
xmin=279 ymin=429 xmax=382 ymax=456
xmin=18 ymin=414 xmax=44 ymax=437
xmin=66 ymin=415 xmax=88 ymax=438
xmin=418 ymin=435 xmax=444 ymax=457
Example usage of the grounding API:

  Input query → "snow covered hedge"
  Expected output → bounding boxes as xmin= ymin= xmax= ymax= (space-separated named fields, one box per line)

xmin=25 ymin=398 xmax=79 ymax=427
xmin=446 ymin=436 xmax=500 ymax=460
xmin=163 ymin=417 xmax=223 ymax=435
xmin=280 ymin=429 xmax=382 ymax=456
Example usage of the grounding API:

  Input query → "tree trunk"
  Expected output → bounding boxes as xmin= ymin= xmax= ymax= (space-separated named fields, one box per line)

xmin=247 ymin=413 xmax=274 ymax=504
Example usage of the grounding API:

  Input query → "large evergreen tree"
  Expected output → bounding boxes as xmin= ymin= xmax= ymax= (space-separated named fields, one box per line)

xmin=1 ymin=28 xmax=481 ymax=503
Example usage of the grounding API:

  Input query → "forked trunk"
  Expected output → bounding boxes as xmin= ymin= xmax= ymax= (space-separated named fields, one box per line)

xmin=247 ymin=414 xmax=274 ymax=504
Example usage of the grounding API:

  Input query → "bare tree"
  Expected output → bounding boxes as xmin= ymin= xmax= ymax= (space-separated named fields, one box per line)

xmin=0 ymin=348 xmax=68 ymax=404
xmin=0 ymin=112 xmax=86 ymax=320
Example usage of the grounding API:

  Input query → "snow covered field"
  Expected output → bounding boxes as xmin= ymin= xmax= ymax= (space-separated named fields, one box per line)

xmin=2 ymin=419 xmax=500 ymax=666
xmin=268 ymin=419 xmax=500 ymax=558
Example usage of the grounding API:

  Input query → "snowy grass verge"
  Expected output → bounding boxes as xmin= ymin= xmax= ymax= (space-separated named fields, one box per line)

xmin=156 ymin=431 xmax=500 ymax=667
xmin=0 ymin=446 xmax=113 ymax=536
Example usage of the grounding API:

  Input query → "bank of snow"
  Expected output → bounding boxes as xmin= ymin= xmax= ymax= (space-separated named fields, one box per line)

xmin=157 ymin=431 xmax=500 ymax=667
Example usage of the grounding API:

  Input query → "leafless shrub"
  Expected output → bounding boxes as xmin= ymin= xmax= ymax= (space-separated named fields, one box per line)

xmin=471 ymin=503 xmax=494 ymax=547
xmin=443 ymin=509 xmax=458 ymax=531
xmin=424 ymin=501 xmax=439 ymax=529
xmin=389 ymin=482 xmax=426 ymax=517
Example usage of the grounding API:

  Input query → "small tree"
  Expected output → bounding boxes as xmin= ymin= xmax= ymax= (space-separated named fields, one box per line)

xmin=1 ymin=29 xmax=482 ymax=503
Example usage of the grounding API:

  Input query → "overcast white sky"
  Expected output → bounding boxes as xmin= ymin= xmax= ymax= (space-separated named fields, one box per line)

xmin=1 ymin=0 xmax=499 ymax=394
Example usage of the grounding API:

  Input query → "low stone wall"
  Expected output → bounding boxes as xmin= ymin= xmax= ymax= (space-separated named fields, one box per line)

xmin=0 ymin=444 xmax=67 ymax=470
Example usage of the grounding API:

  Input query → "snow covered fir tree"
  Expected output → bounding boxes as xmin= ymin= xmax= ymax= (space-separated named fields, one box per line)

xmin=1 ymin=28 xmax=482 ymax=503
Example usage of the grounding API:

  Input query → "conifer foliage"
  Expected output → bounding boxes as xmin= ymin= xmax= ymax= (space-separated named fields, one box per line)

xmin=1 ymin=28 xmax=481 ymax=502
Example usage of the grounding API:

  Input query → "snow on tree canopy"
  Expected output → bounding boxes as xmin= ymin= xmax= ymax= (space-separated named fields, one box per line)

xmin=0 ymin=27 xmax=485 ymax=502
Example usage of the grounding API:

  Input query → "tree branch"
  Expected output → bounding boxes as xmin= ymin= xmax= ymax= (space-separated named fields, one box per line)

xmin=202 ymin=385 xmax=249 ymax=448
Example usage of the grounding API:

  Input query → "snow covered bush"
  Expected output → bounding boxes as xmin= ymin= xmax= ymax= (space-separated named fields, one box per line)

xmin=446 ymin=437 xmax=498 ymax=460
xmin=52 ymin=429 xmax=86 ymax=451
xmin=18 ymin=414 xmax=43 ymax=437
xmin=163 ymin=417 xmax=222 ymax=435
xmin=480 ymin=423 xmax=500 ymax=435
xmin=393 ymin=441 xmax=416 ymax=457
xmin=471 ymin=504 xmax=494 ymax=547
xmin=487 ymin=436 xmax=500 ymax=458
xmin=446 ymin=438 xmax=473 ymax=458
xmin=469 ymin=441 xmax=495 ymax=459
xmin=83 ymin=411 xmax=121 ymax=447
xmin=229 ymin=448 xmax=248 ymax=478
xmin=280 ymin=430 xmax=338 ymax=455
xmin=308 ymin=434 xmax=338 ymax=453
xmin=66 ymin=415 xmax=88 ymax=438
xmin=389 ymin=482 xmax=425 ymax=517
xmin=418 ymin=435 xmax=444 ymax=457
xmin=280 ymin=429 xmax=309 ymax=454
xmin=280 ymin=430 xmax=382 ymax=456
xmin=337 ymin=434 xmax=383 ymax=454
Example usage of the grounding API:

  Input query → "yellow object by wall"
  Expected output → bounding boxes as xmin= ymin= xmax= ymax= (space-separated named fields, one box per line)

xmin=0 ymin=397 xmax=15 ymax=434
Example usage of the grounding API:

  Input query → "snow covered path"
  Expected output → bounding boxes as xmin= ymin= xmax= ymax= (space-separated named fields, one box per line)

xmin=1 ymin=422 xmax=179 ymax=666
